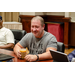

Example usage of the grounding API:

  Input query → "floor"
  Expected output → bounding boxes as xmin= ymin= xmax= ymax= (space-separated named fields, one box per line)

xmin=64 ymin=48 xmax=75 ymax=55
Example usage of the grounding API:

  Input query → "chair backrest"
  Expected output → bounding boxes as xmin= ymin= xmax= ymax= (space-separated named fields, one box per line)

xmin=11 ymin=29 xmax=27 ymax=44
xmin=57 ymin=42 xmax=65 ymax=53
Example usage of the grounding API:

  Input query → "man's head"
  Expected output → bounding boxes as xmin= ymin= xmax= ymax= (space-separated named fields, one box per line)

xmin=0 ymin=16 xmax=3 ymax=29
xmin=31 ymin=16 xmax=45 ymax=38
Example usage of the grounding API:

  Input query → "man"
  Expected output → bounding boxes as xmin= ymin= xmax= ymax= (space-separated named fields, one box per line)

xmin=0 ymin=16 xmax=14 ymax=49
xmin=14 ymin=16 xmax=57 ymax=62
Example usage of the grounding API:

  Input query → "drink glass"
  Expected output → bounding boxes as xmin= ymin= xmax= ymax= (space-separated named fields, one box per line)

xmin=20 ymin=48 xmax=28 ymax=59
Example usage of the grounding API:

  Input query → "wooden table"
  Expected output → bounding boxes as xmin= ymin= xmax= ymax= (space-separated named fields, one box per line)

xmin=0 ymin=49 xmax=53 ymax=62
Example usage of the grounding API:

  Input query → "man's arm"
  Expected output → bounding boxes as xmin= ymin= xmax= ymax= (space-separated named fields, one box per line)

xmin=25 ymin=47 xmax=57 ymax=62
xmin=14 ymin=42 xmax=24 ymax=58
xmin=0 ymin=43 xmax=14 ymax=49
xmin=38 ymin=47 xmax=57 ymax=60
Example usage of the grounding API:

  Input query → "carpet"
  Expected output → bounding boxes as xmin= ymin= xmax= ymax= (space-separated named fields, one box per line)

xmin=64 ymin=48 xmax=75 ymax=55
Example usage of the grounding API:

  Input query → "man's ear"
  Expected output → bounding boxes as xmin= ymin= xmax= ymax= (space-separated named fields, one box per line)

xmin=43 ymin=24 xmax=45 ymax=29
xmin=2 ymin=20 xmax=3 ymax=24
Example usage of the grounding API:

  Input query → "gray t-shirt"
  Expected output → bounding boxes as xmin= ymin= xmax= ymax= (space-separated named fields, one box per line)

xmin=19 ymin=31 xmax=57 ymax=54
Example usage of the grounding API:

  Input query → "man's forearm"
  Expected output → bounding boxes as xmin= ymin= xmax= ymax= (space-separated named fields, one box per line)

xmin=0 ymin=43 xmax=14 ymax=49
xmin=38 ymin=51 xmax=52 ymax=61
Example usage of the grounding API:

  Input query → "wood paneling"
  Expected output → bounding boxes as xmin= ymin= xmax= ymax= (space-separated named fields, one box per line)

xmin=69 ymin=22 xmax=75 ymax=47
xmin=46 ymin=15 xmax=64 ymax=22
xmin=62 ymin=18 xmax=71 ymax=48
xmin=19 ymin=15 xmax=35 ymax=33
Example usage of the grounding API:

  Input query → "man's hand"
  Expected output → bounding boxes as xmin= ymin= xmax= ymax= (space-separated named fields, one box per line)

xmin=16 ymin=50 xmax=21 ymax=59
xmin=25 ymin=54 xmax=37 ymax=62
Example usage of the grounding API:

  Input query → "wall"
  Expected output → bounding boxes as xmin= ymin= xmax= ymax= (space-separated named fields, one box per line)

xmin=1 ymin=12 xmax=75 ymax=22
xmin=35 ymin=12 xmax=44 ymax=15
xmin=46 ymin=12 xmax=65 ymax=16
xmin=19 ymin=12 xmax=75 ymax=22
xmin=70 ymin=12 xmax=75 ymax=22
xmin=19 ymin=12 xmax=65 ymax=16
xmin=19 ymin=12 xmax=35 ymax=15
xmin=0 ymin=12 xmax=19 ymax=22
xmin=19 ymin=12 xmax=45 ymax=15
xmin=11 ymin=12 xmax=19 ymax=22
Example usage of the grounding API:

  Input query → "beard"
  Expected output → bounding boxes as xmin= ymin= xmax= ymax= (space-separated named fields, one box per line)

xmin=32 ymin=30 xmax=43 ymax=38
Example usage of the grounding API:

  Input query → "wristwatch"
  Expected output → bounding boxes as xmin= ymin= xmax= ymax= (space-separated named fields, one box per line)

xmin=36 ymin=54 xmax=39 ymax=61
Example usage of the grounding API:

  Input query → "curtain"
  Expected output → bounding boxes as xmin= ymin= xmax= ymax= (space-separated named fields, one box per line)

xmin=0 ymin=12 xmax=19 ymax=22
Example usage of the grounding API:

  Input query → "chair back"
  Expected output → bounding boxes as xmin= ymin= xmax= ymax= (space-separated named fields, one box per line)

xmin=11 ymin=29 xmax=27 ymax=44
xmin=57 ymin=42 xmax=65 ymax=53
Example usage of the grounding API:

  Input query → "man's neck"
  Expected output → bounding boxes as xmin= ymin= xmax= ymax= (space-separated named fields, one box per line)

xmin=36 ymin=30 xmax=44 ymax=38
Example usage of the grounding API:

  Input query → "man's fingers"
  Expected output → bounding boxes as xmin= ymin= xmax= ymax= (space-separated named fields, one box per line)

xmin=17 ymin=51 xmax=21 ymax=58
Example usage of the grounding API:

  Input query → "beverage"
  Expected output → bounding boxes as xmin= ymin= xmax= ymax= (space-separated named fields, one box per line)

xmin=20 ymin=48 xmax=28 ymax=59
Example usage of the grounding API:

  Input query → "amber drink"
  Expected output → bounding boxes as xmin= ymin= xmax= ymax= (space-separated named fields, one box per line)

xmin=20 ymin=49 xmax=27 ymax=59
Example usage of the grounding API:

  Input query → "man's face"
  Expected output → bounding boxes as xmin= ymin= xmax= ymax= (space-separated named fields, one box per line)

xmin=31 ymin=19 xmax=44 ymax=38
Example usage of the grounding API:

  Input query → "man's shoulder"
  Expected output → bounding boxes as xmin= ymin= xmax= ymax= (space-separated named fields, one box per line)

xmin=24 ymin=32 xmax=33 ymax=38
xmin=2 ymin=27 xmax=10 ymax=31
xmin=26 ymin=32 xmax=33 ymax=36
xmin=1 ymin=27 xmax=11 ymax=32
xmin=44 ymin=31 xmax=55 ymax=37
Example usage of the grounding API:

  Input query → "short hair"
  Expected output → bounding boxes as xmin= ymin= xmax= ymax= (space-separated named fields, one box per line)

xmin=31 ymin=16 xmax=44 ymax=26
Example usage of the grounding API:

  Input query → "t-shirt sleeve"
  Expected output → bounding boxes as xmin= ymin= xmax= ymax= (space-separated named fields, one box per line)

xmin=47 ymin=36 xmax=57 ymax=49
xmin=19 ymin=33 xmax=31 ymax=48
xmin=6 ymin=29 xmax=14 ymax=44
